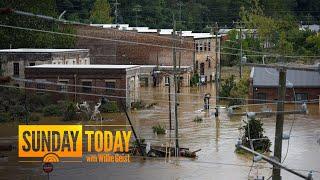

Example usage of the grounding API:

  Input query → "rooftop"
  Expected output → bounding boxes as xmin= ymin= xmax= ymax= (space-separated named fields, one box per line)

xmin=251 ymin=67 xmax=320 ymax=87
xmin=90 ymin=24 xmax=221 ymax=39
xmin=0 ymin=48 xmax=89 ymax=53
xmin=27 ymin=64 xmax=140 ymax=69
xmin=300 ymin=24 xmax=320 ymax=32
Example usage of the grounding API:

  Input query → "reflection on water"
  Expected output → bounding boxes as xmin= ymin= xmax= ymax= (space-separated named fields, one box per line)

xmin=0 ymin=85 xmax=319 ymax=180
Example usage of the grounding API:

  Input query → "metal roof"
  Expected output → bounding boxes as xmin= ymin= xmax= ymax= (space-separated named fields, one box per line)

xmin=0 ymin=49 xmax=89 ymax=53
xmin=300 ymin=24 xmax=320 ymax=32
xmin=251 ymin=67 xmax=320 ymax=87
xmin=27 ymin=64 xmax=140 ymax=69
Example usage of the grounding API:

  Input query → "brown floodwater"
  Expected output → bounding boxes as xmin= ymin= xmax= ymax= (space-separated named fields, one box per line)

xmin=0 ymin=85 xmax=319 ymax=180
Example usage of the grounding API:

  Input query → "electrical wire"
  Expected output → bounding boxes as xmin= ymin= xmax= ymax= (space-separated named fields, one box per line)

xmin=282 ymin=87 xmax=297 ymax=164
xmin=11 ymin=77 xmax=320 ymax=104
xmin=1 ymin=22 xmax=320 ymax=59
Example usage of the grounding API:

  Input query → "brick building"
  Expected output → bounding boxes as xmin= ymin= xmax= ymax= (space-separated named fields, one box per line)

xmin=192 ymin=33 xmax=220 ymax=83
xmin=0 ymin=49 xmax=90 ymax=86
xmin=25 ymin=64 xmax=140 ymax=107
xmin=73 ymin=24 xmax=195 ymax=67
xmin=249 ymin=67 xmax=320 ymax=103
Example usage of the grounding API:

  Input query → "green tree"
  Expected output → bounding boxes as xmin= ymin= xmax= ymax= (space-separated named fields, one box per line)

xmin=0 ymin=0 xmax=75 ymax=49
xmin=90 ymin=0 xmax=113 ymax=24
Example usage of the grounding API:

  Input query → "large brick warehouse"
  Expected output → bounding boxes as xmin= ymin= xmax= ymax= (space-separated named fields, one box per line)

xmin=25 ymin=64 xmax=140 ymax=107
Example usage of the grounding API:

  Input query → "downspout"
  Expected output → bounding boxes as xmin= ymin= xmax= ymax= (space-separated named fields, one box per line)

xmin=74 ymin=74 xmax=77 ymax=102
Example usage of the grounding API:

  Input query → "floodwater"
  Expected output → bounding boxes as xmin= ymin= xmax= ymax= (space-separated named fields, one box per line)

xmin=0 ymin=85 xmax=320 ymax=180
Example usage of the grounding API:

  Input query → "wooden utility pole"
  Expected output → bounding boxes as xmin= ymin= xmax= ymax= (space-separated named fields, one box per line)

xmin=239 ymin=22 xmax=243 ymax=79
xmin=214 ymin=22 xmax=219 ymax=116
xmin=242 ymin=62 xmax=319 ymax=180
xmin=113 ymin=0 xmax=120 ymax=26
xmin=168 ymin=78 xmax=172 ymax=136
xmin=178 ymin=30 xmax=182 ymax=93
xmin=272 ymin=68 xmax=286 ymax=180
xmin=172 ymin=17 xmax=179 ymax=154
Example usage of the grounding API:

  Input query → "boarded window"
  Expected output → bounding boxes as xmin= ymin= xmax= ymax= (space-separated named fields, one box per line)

xmin=256 ymin=93 xmax=267 ymax=104
xmin=82 ymin=81 xmax=92 ymax=93
xmin=208 ymin=41 xmax=211 ymax=51
xmin=106 ymin=81 xmax=116 ymax=93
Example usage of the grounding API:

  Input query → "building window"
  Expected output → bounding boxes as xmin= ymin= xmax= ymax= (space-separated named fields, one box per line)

xmin=204 ymin=42 xmax=207 ymax=51
xmin=208 ymin=41 xmax=211 ymax=51
xmin=82 ymin=81 xmax=92 ymax=93
xmin=164 ymin=76 xmax=170 ymax=86
xmin=36 ymin=80 xmax=46 ymax=94
xmin=58 ymin=80 xmax=68 ymax=92
xmin=195 ymin=60 xmax=199 ymax=70
xmin=200 ymin=63 xmax=205 ymax=75
xmin=195 ymin=43 xmax=199 ymax=52
xmin=256 ymin=93 xmax=267 ymax=104
xmin=29 ymin=62 xmax=35 ymax=66
xmin=13 ymin=63 xmax=19 ymax=76
xmin=106 ymin=81 xmax=115 ymax=93
xmin=295 ymin=93 xmax=308 ymax=102
xmin=199 ymin=42 xmax=203 ymax=51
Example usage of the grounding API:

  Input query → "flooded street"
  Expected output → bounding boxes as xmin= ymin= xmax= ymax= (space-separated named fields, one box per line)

xmin=1 ymin=85 xmax=320 ymax=180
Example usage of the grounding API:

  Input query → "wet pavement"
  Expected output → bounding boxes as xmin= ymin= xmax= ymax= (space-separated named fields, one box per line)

xmin=0 ymin=85 xmax=319 ymax=180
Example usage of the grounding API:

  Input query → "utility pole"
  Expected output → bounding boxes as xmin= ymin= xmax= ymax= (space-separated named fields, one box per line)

xmin=177 ymin=1 xmax=183 ymax=93
xmin=168 ymin=78 xmax=172 ymax=137
xmin=133 ymin=5 xmax=141 ymax=27
xmin=172 ymin=16 xmax=179 ymax=155
xmin=178 ymin=30 xmax=182 ymax=93
xmin=214 ymin=22 xmax=219 ymax=117
xmin=113 ymin=0 xmax=120 ymax=26
xmin=239 ymin=21 xmax=243 ymax=79
xmin=272 ymin=67 xmax=286 ymax=180
xmin=241 ymin=62 xmax=320 ymax=180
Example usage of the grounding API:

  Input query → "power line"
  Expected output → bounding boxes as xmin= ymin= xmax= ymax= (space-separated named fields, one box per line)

xmin=5 ymin=8 xmax=320 ymax=59
xmin=12 ymin=77 xmax=320 ymax=104
xmin=0 ymin=24 xmax=195 ymax=51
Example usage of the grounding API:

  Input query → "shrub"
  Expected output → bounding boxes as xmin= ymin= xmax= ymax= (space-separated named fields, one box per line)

xmin=63 ymin=102 xmax=77 ymax=121
xmin=29 ymin=114 xmax=40 ymax=121
xmin=193 ymin=116 xmax=203 ymax=122
xmin=220 ymin=75 xmax=236 ymax=97
xmin=99 ymin=101 xmax=119 ymax=113
xmin=42 ymin=105 xmax=63 ymax=116
xmin=190 ymin=73 xmax=199 ymax=86
xmin=152 ymin=124 xmax=166 ymax=134
xmin=236 ymin=117 xmax=271 ymax=153
xmin=0 ymin=113 xmax=11 ymax=122
xmin=228 ymin=77 xmax=249 ymax=106
xmin=28 ymin=94 xmax=54 ymax=112
xmin=131 ymin=101 xmax=146 ymax=110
